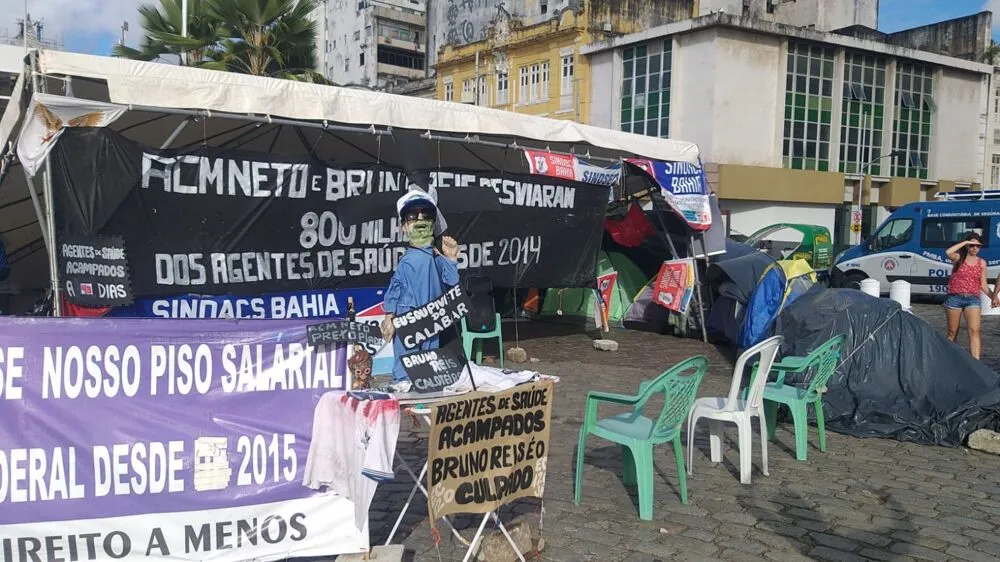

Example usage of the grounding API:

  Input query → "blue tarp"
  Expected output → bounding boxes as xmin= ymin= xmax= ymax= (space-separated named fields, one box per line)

xmin=739 ymin=263 xmax=787 ymax=348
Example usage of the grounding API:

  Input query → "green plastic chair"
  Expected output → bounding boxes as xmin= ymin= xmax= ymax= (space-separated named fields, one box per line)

xmin=748 ymin=334 xmax=846 ymax=461
xmin=461 ymin=314 xmax=503 ymax=367
xmin=574 ymin=355 xmax=708 ymax=520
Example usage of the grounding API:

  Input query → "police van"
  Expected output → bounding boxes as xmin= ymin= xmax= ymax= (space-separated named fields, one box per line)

xmin=830 ymin=191 xmax=1000 ymax=295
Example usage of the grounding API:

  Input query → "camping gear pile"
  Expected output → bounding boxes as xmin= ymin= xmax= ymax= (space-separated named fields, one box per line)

xmin=704 ymin=251 xmax=817 ymax=349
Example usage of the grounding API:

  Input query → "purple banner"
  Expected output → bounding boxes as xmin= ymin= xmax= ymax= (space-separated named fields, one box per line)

xmin=0 ymin=317 xmax=372 ymax=561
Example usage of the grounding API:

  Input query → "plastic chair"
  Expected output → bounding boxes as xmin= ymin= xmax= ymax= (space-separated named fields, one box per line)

xmin=574 ymin=356 xmax=708 ymax=520
xmin=751 ymin=334 xmax=846 ymax=461
xmin=686 ymin=335 xmax=784 ymax=484
xmin=461 ymin=276 xmax=503 ymax=367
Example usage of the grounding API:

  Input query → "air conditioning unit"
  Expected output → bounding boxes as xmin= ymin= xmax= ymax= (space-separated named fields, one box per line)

xmin=602 ymin=22 xmax=612 ymax=32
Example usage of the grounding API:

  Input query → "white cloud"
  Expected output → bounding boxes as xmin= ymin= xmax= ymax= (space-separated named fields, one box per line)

xmin=985 ymin=0 xmax=1000 ymax=34
xmin=13 ymin=0 xmax=145 ymax=48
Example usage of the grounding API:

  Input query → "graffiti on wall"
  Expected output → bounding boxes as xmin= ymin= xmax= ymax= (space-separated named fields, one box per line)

xmin=445 ymin=0 xmax=505 ymax=45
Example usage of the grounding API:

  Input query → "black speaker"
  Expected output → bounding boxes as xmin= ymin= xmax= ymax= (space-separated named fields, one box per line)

xmin=464 ymin=276 xmax=497 ymax=332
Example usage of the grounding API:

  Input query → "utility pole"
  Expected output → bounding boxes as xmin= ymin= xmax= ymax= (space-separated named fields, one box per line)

xmin=120 ymin=21 xmax=128 ymax=46
xmin=181 ymin=0 xmax=188 ymax=65
xmin=22 ymin=0 xmax=28 ymax=52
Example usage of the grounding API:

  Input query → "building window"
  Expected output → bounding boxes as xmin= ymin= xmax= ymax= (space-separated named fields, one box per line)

xmin=497 ymin=72 xmax=509 ymax=106
xmin=921 ymin=218 xmax=990 ymax=247
xmin=892 ymin=61 xmax=934 ymax=179
xmin=354 ymin=30 xmax=361 ymax=41
xmin=994 ymin=90 xmax=999 ymax=115
xmin=541 ymin=61 xmax=550 ymax=101
xmin=530 ymin=64 xmax=540 ymax=103
xmin=360 ymin=52 xmax=365 ymax=66
xmin=839 ymin=52 xmax=887 ymax=175
xmin=992 ymin=154 xmax=1000 ymax=188
xmin=382 ymin=22 xmax=415 ymax=43
xmin=541 ymin=0 xmax=548 ymax=15
xmin=377 ymin=46 xmax=425 ymax=70
xmin=444 ymin=81 xmax=454 ymax=102
xmin=620 ymin=40 xmax=672 ymax=138
xmin=519 ymin=66 xmax=529 ymax=105
xmin=782 ymin=42 xmax=835 ymax=171
xmin=560 ymin=54 xmax=574 ymax=111
xmin=478 ymin=76 xmax=488 ymax=106
xmin=462 ymin=79 xmax=473 ymax=103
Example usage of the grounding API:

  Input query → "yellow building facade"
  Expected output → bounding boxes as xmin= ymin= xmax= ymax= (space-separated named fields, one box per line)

xmin=434 ymin=2 xmax=696 ymax=123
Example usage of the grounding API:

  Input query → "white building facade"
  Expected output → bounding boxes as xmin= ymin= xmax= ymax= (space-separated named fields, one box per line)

xmin=584 ymin=13 xmax=992 ymax=245
xmin=315 ymin=0 xmax=428 ymax=89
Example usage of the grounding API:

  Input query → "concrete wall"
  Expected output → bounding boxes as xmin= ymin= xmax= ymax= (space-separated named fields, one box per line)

xmin=931 ymin=68 xmax=983 ymax=182
xmin=721 ymin=200 xmax=837 ymax=237
xmin=888 ymin=13 xmax=992 ymax=62
xmin=427 ymin=0 xmax=577 ymax=69
xmin=744 ymin=0 xmax=877 ymax=31
xmin=588 ymin=50 xmax=616 ymax=129
xmin=585 ymin=20 xmax=988 ymax=192
xmin=697 ymin=0 xmax=742 ymax=16
xmin=671 ymin=29 xmax=718 ymax=156
xmin=427 ymin=0 xmax=697 ymax=71
xmin=324 ymin=0 xmax=372 ymax=85
xmin=703 ymin=28 xmax=783 ymax=166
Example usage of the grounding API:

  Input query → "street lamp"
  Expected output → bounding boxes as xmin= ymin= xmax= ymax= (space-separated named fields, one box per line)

xmin=850 ymin=149 xmax=904 ymax=245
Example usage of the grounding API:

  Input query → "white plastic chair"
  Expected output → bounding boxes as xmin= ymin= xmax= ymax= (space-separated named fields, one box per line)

xmin=686 ymin=335 xmax=784 ymax=484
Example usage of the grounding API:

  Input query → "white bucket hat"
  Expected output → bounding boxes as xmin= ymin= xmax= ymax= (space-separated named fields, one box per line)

xmin=396 ymin=188 xmax=447 ymax=236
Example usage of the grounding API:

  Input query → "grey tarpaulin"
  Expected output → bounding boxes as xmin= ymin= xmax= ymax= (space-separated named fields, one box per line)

xmin=773 ymin=287 xmax=1000 ymax=446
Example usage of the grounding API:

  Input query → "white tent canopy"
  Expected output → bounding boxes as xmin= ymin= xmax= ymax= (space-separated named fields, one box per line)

xmin=35 ymin=50 xmax=700 ymax=164
xmin=0 ymin=48 xmax=703 ymax=309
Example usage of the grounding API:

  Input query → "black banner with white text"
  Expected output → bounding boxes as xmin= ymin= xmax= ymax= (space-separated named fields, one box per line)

xmin=50 ymin=129 xmax=608 ymax=297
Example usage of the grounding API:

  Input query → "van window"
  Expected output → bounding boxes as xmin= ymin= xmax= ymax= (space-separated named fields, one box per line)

xmin=920 ymin=218 xmax=989 ymax=248
xmin=873 ymin=218 xmax=914 ymax=251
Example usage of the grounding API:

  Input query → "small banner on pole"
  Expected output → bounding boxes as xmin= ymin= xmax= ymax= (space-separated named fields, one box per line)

xmin=426 ymin=380 xmax=554 ymax=523
xmin=594 ymin=271 xmax=618 ymax=329
xmin=653 ymin=258 xmax=695 ymax=314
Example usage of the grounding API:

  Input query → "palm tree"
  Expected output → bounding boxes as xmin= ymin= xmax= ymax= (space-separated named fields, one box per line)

xmin=115 ymin=0 xmax=327 ymax=82
xmin=112 ymin=0 xmax=222 ymax=65
xmin=203 ymin=0 xmax=324 ymax=80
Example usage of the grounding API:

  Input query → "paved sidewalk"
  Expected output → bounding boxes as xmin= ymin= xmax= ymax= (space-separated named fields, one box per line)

xmin=369 ymin=304 xmax=1000 ymax=561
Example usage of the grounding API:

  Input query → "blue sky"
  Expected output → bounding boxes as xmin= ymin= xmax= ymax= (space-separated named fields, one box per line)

xmin=880 ymin=0 xmax=998 ymax=37
xmin=29 ymin=0 xmax=1000 ymax=56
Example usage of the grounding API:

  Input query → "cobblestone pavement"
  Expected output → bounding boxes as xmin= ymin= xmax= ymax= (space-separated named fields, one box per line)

xmin=367 ymin=303 xmax=1000 ymax=562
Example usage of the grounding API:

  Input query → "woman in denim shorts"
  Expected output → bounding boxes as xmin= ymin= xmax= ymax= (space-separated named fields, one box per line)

xmin=944 ymin=232 xmax=997 ymax=360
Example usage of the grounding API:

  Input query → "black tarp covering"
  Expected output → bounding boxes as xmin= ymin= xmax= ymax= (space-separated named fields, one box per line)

xmin=51 ymin=128 xmax=609 ymax=301
xmin=773 ymin=287 xmax=1000 ymax=446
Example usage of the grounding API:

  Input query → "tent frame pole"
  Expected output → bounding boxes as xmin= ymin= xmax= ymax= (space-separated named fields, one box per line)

xmin=23 ymin=173 xmax=48 ymax=249
xmin=690 ymin=235 xmax=709 ymax=344
xmin=92 ymin=101 xmax=626 ymax=165
xmin=160 ymin=118 xmax=191 ymax=149
xmin=29 ymin=51 xmax=61 ymax=316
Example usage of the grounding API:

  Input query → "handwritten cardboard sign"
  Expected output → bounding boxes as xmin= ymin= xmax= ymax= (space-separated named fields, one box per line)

xmin=306 ymin=319 xmax=384 ymax=348
xmin=426 ymin=380 xmax=554 ymax=522
xmin=401 ymin=342 xmax=469 ymax=394
xmin=391 ymin=284 xmax=472 ymax=349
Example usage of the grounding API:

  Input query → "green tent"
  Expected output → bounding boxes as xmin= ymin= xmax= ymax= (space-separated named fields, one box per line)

xmin=540 ymin=251 xmax=650 ymax=326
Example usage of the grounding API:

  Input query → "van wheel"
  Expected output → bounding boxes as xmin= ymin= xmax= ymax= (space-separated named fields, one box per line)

xmin=844 ymin=273 xmax=867 ymax=290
